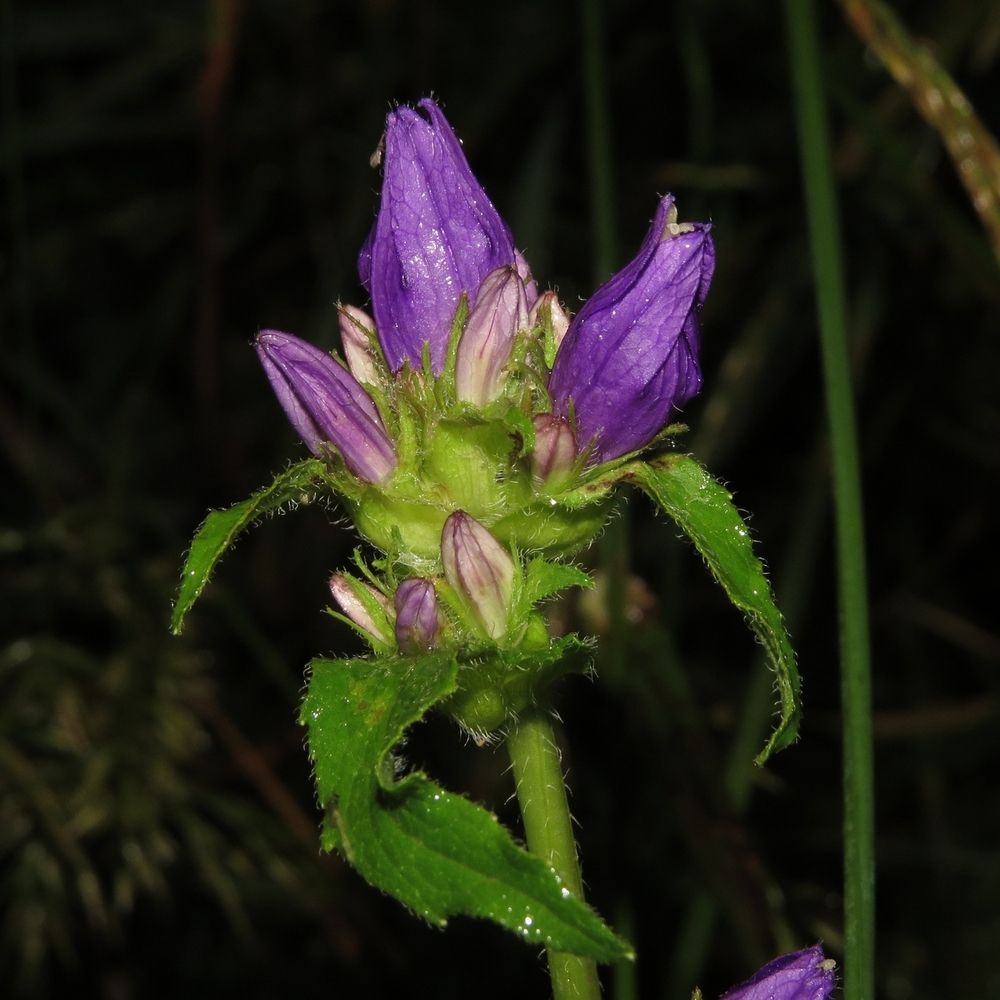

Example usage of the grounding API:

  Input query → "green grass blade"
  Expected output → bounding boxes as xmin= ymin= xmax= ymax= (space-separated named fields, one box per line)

xmin=783 ymin=1 xmax=876 ymax=996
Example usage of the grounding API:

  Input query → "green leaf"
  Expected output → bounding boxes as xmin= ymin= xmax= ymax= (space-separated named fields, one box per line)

xmin=172 ymin=459 xmax=326 ymax=634
xmin=301 ymin=652 xmax=628 ymax=962
xmin=635 ymin=454 xmax=800 ymax=763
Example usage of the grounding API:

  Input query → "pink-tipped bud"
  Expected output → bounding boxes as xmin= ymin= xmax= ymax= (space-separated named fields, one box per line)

xmin=515 ymin=249 xmax=539 ymax=310
xmin=455 ymin=265 xmax=529 ymax=408
xmin=329 ymin=574 xmax=392 ymax=645
xmin=441 ymin=511 xmax=515 ymax=641
xmin=528 ymin=290 xmax=570 ymax=355
xmin=338 ymin=304 xmax=383 ymax=387
xmin=393 ymin=578 xmax=441 ymax=652
xmin=531 ymin=413 xmax=577 ymax=486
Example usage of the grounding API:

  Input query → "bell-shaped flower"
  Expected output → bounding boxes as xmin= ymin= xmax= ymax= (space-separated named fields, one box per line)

xmin=548 ymin=195 xmax=714 ymax=465
xmin=329 ymin=574 xmax=393 ymax=646
xmin=717 ymin=945 xmax=836 ymax=1000
xmin=531 ymin=413 xmax=577 ymax=486
xmin=441 ymin=511 xmax=515 ymax=641
xmin=455 ymin=265 xmax=528 ymax=407
xmin=358 ymin=98 xmax=517 ymax=376
xmin=255 ymin=330 xmax=396 ymax=484
xmin=394 ymin=577 xmax=441 ymax=652
xmin=337 ymin=304 xmax=383 ymax=388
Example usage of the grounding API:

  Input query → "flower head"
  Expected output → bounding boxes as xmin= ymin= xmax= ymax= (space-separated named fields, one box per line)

xmin=718 ymin=945 xmax=836 ymax=1000
xmin=394 ymin=577 xmax=441 ymax=652
xmin=548 ymin=195 xmax=714 ymax=464
xmin=255 ymin=330 xmax=396 ymax=483
xmin=358 ymin=98 xmax=517 ymax=375
xmin=441 ymin=511 xmax=515 ymax=641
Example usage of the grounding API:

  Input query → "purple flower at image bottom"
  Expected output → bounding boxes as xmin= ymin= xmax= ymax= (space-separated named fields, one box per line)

xmin=718 ymin=945 xmax=836 ymax=1000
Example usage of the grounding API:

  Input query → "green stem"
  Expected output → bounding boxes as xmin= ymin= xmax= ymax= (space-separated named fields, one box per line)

xmin=508 ymin=707 xmax=602 ymax=1000
xmin=783 ymin=2 xmax=875 ymax=999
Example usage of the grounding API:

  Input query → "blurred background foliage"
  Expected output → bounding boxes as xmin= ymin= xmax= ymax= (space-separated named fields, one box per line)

xmin=0 ymin=0 xmax=998 ymax=997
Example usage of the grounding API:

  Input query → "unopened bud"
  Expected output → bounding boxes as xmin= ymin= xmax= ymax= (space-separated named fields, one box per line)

xmin=441 ymin=511 xmax=515 ymax=641
xmin=515 ymin=249 xmax=539 ymax=310
xmin=329 ymin=574 xmax=392 ymax=645
xmin=255 ymin=329 xmax=396 ymax=483
xmin=358 ymin=98 xmax=516 ymax=376
xmin=531 ymin=413 xmax=577 ymax=486
xmin=338 ymin=305 xmax=383 ymax=387
xmin=548 ymin=194 xmax=713 ymax=464
xmin=528 ymin=290 xmax=570 ymax=363
xmin=455 ymin=265 xmax=528 ymax=408
xmin=394 ymin=578 xmax=441 ymax=652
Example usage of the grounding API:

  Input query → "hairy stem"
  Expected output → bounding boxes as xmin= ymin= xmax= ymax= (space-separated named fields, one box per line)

xmin=508 ymin=707 xmax=602 ymax=1000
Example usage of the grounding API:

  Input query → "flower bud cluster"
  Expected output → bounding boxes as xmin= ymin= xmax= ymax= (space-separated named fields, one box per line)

xmin=258 ymin=97 xmax=715 ymax=628
xmin=328 ymin=511 xmax=522 ymax=644
xmin=256 ymin=99 xmax=714 ymax=569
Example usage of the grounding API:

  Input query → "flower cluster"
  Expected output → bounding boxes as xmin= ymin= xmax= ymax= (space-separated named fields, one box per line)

xmin=256 ymin=98 xmax=714 ymax=695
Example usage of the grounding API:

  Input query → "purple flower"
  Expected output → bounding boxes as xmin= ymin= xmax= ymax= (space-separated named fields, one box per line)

xmin=358 ymin=98 xmax=517 ymax=375
xmin=548 ymin=195 xmax=714 ymax=465
xmin=394 ymin=577 xmax=440 ymax=652
xmin=255 ymin=330 xmax=396 ymax=483
xmin=718 ymin=945 xmax=836 ymax=1000
xmin=441 ymin=511 xmax=515 ymax=641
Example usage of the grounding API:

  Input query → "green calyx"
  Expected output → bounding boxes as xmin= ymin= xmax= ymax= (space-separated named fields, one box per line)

xmin=345 ymin=401 xmax=613 ymax=574
xmin=434 ymin=556 xmax=595 ymax=735
xmin=443 ymin=630 xmax=593 ymax=737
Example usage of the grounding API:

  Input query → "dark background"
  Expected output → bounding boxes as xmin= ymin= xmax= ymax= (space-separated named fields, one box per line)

xmin=1 ymin=0 xmax=999 ymax=997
